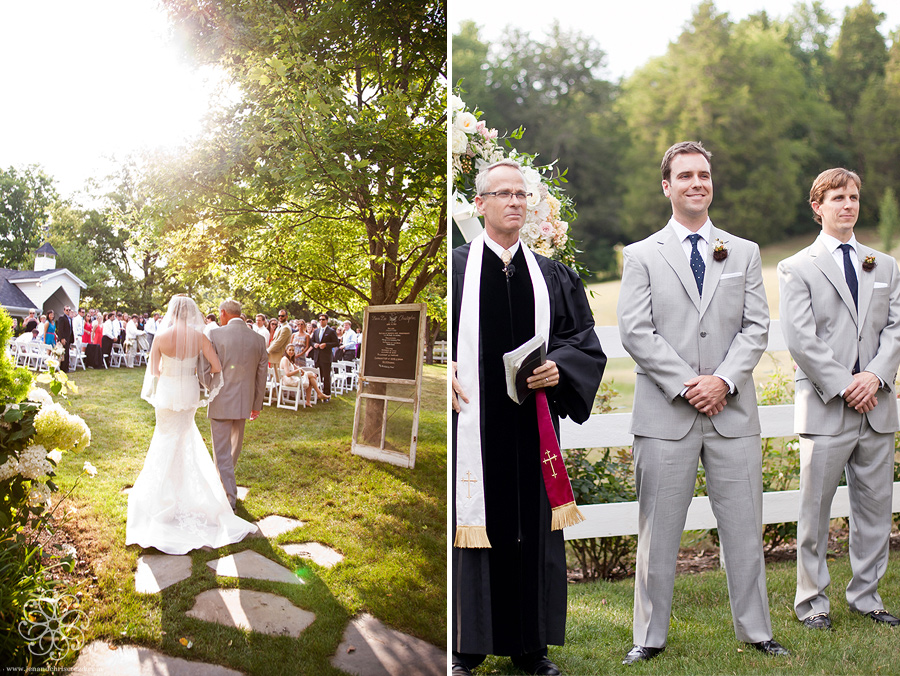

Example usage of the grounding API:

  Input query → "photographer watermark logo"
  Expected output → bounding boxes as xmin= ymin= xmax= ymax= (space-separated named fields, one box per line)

xmin=17 ymin=594 xmax=87 ymax=661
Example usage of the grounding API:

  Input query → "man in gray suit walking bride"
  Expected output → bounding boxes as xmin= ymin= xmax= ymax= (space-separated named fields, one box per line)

xmin=203 ymin=299 xmax=269 ymax=510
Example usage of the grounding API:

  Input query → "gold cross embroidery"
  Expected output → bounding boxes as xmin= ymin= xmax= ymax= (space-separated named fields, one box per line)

xmin=543 ymin=449 xmax=559 ymax=478
xmin=461 ymin=471 xmax=478 ymax=498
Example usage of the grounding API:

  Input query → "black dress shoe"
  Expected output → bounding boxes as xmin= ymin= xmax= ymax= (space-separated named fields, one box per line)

xmin=451 ymin=664 xmax=473 ymax=676
xmin=854 ymin=609 xmax=900 ymax=626
xmin=802 ymin=612 xmax=832 ymax=630
xmin=749 ymin=639 xmax=790 ymax=656
xmin=511 ymin=656 xmax=561 ymax=675
xmin=622 ymin=645 xmax=664 ymax=665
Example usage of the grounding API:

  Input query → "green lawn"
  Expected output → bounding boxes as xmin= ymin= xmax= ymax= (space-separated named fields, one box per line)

xmin=51 ymin=363 xmax=446 ymax=675
xmin=477 ymin=546 xmax=900 ymax=675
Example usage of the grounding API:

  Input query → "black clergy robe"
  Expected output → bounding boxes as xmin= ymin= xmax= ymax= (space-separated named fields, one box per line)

xmin=451 ymin=241 xmax=606 ymax=657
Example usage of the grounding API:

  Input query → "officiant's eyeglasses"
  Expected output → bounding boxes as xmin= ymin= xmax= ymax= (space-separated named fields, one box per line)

xmin=480 ymin=191 xmax=531 ymax=202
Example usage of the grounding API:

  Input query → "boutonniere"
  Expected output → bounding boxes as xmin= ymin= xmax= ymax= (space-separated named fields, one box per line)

xmin=862 ymin=254 xmax=876 ymax=272
xmin=712 ymin=238 xmax=728 ymax=261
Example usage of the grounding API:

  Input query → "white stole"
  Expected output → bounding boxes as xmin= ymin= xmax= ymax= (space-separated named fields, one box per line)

xmin=455 ymin=232 xmax=550 ymax=547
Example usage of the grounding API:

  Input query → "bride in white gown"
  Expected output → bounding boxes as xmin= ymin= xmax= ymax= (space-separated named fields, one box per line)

xmin=126 ymin=295 xmax=257 ymax=554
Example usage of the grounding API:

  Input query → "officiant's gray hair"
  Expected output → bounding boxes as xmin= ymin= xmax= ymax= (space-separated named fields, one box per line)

xmin=475 ymin=159 xmax=525 ymax=197
xmin=219 ymin=299 xmax=242 ymax=317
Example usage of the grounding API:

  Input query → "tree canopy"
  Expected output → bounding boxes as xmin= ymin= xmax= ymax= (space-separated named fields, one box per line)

xmin=453 ymin=0 xmax=900 ymax=277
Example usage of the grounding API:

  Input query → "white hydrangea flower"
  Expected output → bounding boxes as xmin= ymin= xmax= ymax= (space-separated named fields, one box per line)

xmin=26 ymin=388 xmax=52 ymax=405
xmin=18 ymin=445 xmax=52 ymax=480
xmin=27 ymin=483 xmax=51 ymax=507
xmin=0 ymin=457 xmax=19 ymax=482
xmin=34 ymin=403 xmax=91 ymax=453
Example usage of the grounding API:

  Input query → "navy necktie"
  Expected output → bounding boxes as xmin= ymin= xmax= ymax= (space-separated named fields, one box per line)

xmin=839 ymin=243 xmax=861 ymax=373
xmin=688 ymin=233 xmax=705 ymax=296
xmin=839 ymin=243 xmax=858 ymax=308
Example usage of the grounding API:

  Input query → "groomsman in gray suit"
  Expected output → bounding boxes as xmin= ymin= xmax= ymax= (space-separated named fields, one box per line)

xmin=778 ymin=168 xmax=900 ymax=630
xmin=617 ymin=141 xmax=788 ymax=664
xmin=206 ymin=299 xmax=269 ymax=509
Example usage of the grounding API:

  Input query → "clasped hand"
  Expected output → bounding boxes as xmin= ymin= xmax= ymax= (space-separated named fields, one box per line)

xmin=684 ymin=375 xmax=729 ymax=416
xmin=452 ymin=360 xmax=560 ymax=413
xmin=843 ymin=371 xmax=879 ymax=413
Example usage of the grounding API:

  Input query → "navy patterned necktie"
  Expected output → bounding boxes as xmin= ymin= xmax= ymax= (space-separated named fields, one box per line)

xmin=839 ymin=243 xmax=861 ymax=373
xmin=688 ymin=233 xmax=705 ymax=296
xmin=839 ymin=243 xmax=858 ymax=308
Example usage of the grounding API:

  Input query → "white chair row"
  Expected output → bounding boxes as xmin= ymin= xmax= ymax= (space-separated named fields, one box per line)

xmin=331 ymin=360 xmax=359 ymax=395
xmin=264 ymin=365 xmax=322 ymax=411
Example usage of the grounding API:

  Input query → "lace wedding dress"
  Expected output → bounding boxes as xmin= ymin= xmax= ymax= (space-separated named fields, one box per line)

xmin=125 ymin=353 xmax=257 ymax=554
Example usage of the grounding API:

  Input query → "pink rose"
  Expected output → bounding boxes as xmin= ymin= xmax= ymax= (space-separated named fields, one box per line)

xmin=476 ymin=120 xmax=485 ymax=133
xmin=539 ymin=221 xmax=554 ymax=237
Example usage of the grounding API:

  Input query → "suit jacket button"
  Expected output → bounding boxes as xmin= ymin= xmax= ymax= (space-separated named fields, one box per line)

xmin=700 ymin=331 xmax=707 ymax=338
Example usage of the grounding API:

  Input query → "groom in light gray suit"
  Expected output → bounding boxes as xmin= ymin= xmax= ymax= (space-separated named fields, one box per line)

xmin=206 ymin=299 xmax=269 ymax=509
xmin=617 ymin=141 xmax=788 ymax=664
xmin=779 ymin=168 xmax=900 ymax=630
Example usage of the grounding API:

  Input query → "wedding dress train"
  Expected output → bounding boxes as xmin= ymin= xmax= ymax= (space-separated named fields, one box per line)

xmin=126 ymin=354 xmax=257 ymax=554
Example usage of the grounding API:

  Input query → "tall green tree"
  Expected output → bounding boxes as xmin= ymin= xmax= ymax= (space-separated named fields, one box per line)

xmin=452 ymin=21 xmax=625 ymax=274
xmin=618 ymin=1 xmax=840 ymax=244
xmin=153 ymin=0 xmax=446 ymax=315
xmin=855 ymin=29 xmax=900 ymax=219
xmin=0 ymin=166 xmax=57 ymax=269
xmin=878 ymin=186 xmax=900 ymax=252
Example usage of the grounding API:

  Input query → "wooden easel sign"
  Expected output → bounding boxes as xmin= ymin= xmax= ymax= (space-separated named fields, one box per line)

xmin=351 ymin=303 xmax=426 ymax=468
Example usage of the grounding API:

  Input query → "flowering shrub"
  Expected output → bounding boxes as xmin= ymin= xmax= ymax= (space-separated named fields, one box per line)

xmin=450 ymin=92 xmax=585 ymax=273
xmin=0 ymin=308 xmax=94 ymax=666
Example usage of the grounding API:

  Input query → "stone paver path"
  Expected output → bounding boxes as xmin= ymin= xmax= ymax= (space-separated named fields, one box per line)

xmin=73 ymin=641 xmax=244 ymax=675
xmin=251 ymin=514 xmax=304 ymax=538
xmin=331 ymin=614 xmax=446 ymax=676
xmin=186 ymin=588 xmax=315 ymax=637
xmin=134 ymin=555 xmax=192 ymax=593
xmin=279 ymin=542 xmax=344 ymax=568
xmin=207 ymin=549 xmax=304 ymax=585
xmin=124 ymin=514 xmax=446 ymax=675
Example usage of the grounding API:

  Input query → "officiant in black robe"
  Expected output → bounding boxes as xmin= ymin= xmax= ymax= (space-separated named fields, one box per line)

xmin=452 ymin=160 xmax=605 ymax=676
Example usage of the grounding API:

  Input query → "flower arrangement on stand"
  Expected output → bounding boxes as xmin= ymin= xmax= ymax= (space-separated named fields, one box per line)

xmin=0 ymin=308 xmax=94 ymax=666
xmin=451 ymin=92 xmax=586 ymax=274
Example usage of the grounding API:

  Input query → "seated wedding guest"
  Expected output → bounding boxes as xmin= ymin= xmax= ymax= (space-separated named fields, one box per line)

xmin=253 ymin=314 xmax=269 ymax=340
xmin=44 ymin=310 xmax=57 ymax=346
xmin=280 ymin=345 xmax=329 ymax=406
xmin=16 ymin=329 xmax=38 ymax=344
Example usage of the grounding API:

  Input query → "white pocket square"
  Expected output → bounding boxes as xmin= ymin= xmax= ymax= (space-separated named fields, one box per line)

xmin=874 ymin=282 xmax=888 ymax=289
xmin=720 ymin=272 xmax=743 ymax=279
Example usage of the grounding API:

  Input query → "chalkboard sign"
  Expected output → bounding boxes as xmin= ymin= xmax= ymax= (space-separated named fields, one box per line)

xmin=362 ymin=307 xmax=423 ymax=381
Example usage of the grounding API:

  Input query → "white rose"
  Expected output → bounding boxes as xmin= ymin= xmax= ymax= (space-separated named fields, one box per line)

xmin=47 ymin=449 xmax=63 ymax=464
xmin=454 ymin=111 xmax=478 ymax=134
xmin=83 ymin=461 xmax=98 ymax=477
xmin=449 ymin=93 xmax=465 ymax=113
xmin=451 ymin=128 xmax=468 ymax=154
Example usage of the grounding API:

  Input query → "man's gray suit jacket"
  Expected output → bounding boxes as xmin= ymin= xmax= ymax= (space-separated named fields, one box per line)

xmin=618 ymin=224 xmax=769 ymax=439
xmin=206 ymin=319 xmax=268 ymax=419
xmin=778 ymin=239 xmax=900 ymax=435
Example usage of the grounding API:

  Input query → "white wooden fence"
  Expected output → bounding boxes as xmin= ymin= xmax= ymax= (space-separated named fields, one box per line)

xmin=428 ymin=340 xmax=448 ymax=364
xmin=561 ymin=319 xmax=900 ymax=541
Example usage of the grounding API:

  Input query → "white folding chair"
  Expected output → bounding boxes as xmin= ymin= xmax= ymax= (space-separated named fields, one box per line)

xmin=109 ymin=344 xmax=125 ymax=368
xmin=71 ymin=342 xmax=86 ymax=371
xmin=264 ymin=367 xmax=279 ymax=406
xmin=276 ymin=368 xmax=301 ymax=411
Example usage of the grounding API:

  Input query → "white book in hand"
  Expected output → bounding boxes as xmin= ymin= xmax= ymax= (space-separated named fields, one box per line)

xmin=503 ymin=335 xmax=546 ymax=405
